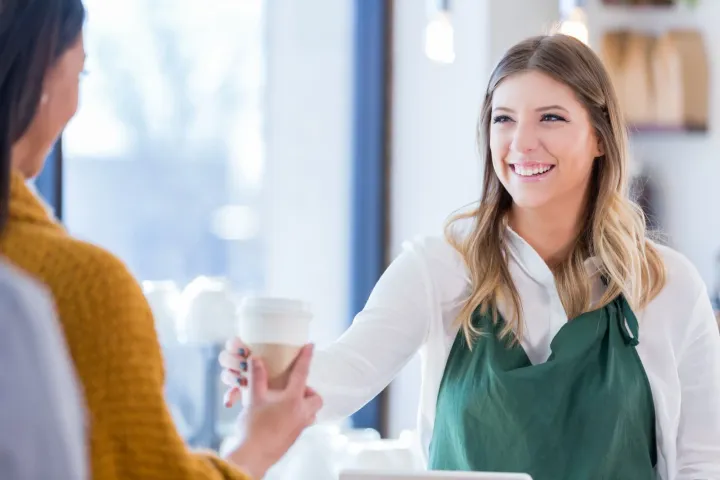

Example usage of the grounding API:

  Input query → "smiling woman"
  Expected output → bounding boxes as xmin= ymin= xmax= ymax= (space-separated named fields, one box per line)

xmin=450 ymin=34 xmax=665 ymax=337
xmin=490 ymin=75 xmax=599 ymax=203
xmin=486 ymin=71 xmax=602 ymax=258
xmin=219 ymin=33 xmax=720 ymax=480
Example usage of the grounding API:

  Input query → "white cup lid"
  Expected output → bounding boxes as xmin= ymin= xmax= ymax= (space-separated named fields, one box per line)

xmin=239 ymin=296 xmax=312 ymax=318
xmin=238 ymin=296 xmax=312 ymax=345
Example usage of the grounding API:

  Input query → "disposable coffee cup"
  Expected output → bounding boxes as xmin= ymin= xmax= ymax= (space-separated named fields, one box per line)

xmin=237 ymin=297 xmax=312 ymax=402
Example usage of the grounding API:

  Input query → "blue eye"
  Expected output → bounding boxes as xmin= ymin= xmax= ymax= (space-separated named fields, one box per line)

xmin=541 ymin=113 xmax=567 ymax=122
xmin=492 ymin=115 xmax=512 ymax=124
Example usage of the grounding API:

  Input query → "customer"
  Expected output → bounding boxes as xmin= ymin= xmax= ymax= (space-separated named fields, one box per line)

xmin=0 ymin=261 xmax=87 ymax=480
xmin=221 ymin=34 xmax=720 ymax=479
xmin=0 ymin=0 xmax=321 ymax=479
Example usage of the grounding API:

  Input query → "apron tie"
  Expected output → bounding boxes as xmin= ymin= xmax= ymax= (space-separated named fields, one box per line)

xmin=618 ymin=296 xmax=640 ymax=346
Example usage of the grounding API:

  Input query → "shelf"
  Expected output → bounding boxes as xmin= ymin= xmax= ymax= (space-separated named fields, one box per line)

xmin=593 ymin=0 xmax=700 ymax=17
xmin=586 ymin=2 xmax=702 ymax=37
xmin=600 ymin=0 xmax=688 ymax=7
xmin=628 ymin=124 xmax=708 ymax=134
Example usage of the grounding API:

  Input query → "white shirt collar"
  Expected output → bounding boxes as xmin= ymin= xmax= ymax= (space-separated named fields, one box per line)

xmin=505 ymin=226 xmax=601 ymax=287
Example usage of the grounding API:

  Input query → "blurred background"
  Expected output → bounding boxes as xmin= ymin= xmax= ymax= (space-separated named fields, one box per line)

xmin=32 ymin=0 xmax=718 ymax=476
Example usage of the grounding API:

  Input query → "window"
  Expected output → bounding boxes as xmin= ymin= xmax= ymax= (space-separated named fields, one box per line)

xmin=64 ymin=0 xmax=265 ymax=289
xmin=63 ymin=0 xmax=266 ymax=447
xmin=54 ymin=0 xmax=386 ymax=445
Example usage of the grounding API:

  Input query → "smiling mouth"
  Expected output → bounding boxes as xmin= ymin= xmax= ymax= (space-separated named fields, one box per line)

xmin=510 ymin=164 xmax=555 ymax=177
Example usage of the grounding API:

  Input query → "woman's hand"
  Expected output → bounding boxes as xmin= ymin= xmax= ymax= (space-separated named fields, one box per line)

xmin=219 ymin=336 xmax=252 ymax=408
xmin=224 ymin=344 xmax=323 ymax=479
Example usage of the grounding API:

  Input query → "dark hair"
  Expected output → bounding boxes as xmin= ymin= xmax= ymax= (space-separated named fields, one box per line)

xmin=0 ymin=0 xmax=85 ymax=233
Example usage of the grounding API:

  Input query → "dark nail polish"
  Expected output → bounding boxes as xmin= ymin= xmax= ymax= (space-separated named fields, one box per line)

xmin=239 ymin=377 xmax=248 ymax=387
xmin=238 ymin=348 xmax=246 ymax=357
xmin=240 ymin=361 xmax=248 ymax=371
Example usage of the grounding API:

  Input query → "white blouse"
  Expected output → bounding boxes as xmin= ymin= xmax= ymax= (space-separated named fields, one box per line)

xmin=308 ymin=229 xmax=720 ymax=480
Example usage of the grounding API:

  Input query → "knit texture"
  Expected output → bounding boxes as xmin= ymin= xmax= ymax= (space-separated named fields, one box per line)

xmin=0 ymin=170 xmax=250 ymax=480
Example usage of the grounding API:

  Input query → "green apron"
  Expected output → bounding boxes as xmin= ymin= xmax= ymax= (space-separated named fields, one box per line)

xmin=428 ymin=295 xmax=657 ymax=479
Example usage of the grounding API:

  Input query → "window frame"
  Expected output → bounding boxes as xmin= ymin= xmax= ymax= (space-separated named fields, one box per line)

xmin=348 ymin=0 xmax=392 ymax=434
xmin=37 ymin=0 xmax=393 ymax=435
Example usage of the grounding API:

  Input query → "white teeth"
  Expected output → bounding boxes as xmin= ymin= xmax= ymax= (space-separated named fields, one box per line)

xmin=513 ymin=165 xmax=552 ymax=177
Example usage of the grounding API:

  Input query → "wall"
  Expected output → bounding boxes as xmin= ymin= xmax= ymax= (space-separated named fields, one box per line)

xmin=584 ymin=0 xmax=720 ymax=289
xmin=487 ymin=0 xmax=564 ymax=68
xmin=387 ymin=0 xmax=560 ymax=437
xmin=390 ymin=0 xmax=562 ymax=257
xmin=389 ymin=0 xmax=486 ymax=255
xmin=387 ymin=0 xmax=486 ymax=437
xmin=263 ymin=0 xmax=353 ymax=346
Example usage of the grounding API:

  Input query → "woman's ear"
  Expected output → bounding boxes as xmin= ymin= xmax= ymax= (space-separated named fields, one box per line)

xmin=595 ymin=137 xmax=605 ymax=158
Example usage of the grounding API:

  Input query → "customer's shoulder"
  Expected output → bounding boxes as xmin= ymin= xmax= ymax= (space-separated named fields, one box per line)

xmin=57 ymin=235 xmax=133 ymax=280
xmin=53 ymin=238 xmax=145 ymax=309
xmin=3 ymin=220 xmax=134 ymax=284
xmin=0 ymin=260 xmax=54 ymax=318
xmin=0 ymin=258 xmax=46 ymax=295
xmin=13 ymin=231 xmax=144 ymax=308
xmin=40 ymin=237 xmax=153 ymax=339
xmin=7 ymin=230 xmax=131 ymax=290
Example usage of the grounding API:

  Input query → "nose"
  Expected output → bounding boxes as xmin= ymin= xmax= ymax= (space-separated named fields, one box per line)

xmin=510 ymin=121 xmax=540 ymax=154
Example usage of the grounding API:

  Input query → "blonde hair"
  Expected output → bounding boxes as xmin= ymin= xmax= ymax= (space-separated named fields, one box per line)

xmin=446 ymin=34 xmax=666 ymax=345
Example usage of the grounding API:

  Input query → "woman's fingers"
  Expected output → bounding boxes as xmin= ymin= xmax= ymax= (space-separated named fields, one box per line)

xmin=219 ymin=338 xmax=252 ymax=408
xmin=223 ymin=387 xmax=242 ymax=408
xmin=221 ymin=369 xmax=245 ymax=388
xmin=219 ymin=350 xmax=248 ymax=371
xmin=224 ymin=336 xmax=250 ymax=354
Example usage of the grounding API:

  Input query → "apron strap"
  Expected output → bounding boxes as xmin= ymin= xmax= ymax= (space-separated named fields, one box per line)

xmin=618 ymin=296 xmax=640 ymax=346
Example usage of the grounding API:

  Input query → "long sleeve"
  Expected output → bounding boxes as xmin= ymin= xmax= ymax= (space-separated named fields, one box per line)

xmin=308 ymin=243 xmax=436 ymax=422
xmin=0 ymin=264 xmax=87 ymax=480
xmin=0 ymin=170 xmax=251 ymax=479
xmin=675 ymin=286 xmax=720 ymax=478
xmin=62 ymin=247 xmax=250 ymax=480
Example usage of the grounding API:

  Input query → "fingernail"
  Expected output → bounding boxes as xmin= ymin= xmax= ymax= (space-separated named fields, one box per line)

xmin=239 ymin=361 xmax=248 ymax=371
xmin=238 ymin=348 xmax=246 ymax=357
xmin=223 ymin=390 xmax=233 ymax=407
xmin=238 ymin=377 xmax=248 ymax=387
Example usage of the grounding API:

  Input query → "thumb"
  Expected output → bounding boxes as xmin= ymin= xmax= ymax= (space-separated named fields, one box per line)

xmin=304 ymin=389 xmax=323 ymax=415
xmin=249 ymin=357 xmax=268 ymax=404
xmin=285 ymin=344 xmax=314 ymax=395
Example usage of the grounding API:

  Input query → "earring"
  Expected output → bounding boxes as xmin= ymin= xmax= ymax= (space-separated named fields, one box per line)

xmin=40 ymin=93 xmax=49 ymax=105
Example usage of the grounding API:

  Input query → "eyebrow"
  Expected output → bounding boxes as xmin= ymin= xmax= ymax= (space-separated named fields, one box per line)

xmin=492 ymin=105 xmax=570 ymax=113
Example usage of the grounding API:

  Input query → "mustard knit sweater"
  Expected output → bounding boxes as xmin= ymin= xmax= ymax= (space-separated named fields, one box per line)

xmin=0 ymin=170 xmax=251 ymax=480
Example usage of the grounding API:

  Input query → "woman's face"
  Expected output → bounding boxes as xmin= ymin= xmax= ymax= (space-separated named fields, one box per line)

xmin=16 ymin=33 xmax=86 ymax=178
xmin=489 ymin=70 xmax=603 ymax=211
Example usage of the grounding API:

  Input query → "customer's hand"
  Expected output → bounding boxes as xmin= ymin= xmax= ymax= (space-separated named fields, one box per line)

xmin=218 ymin=336 xmax=252 ymax=408
xmin=225 ymin=344 xmax=322 ymax=479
